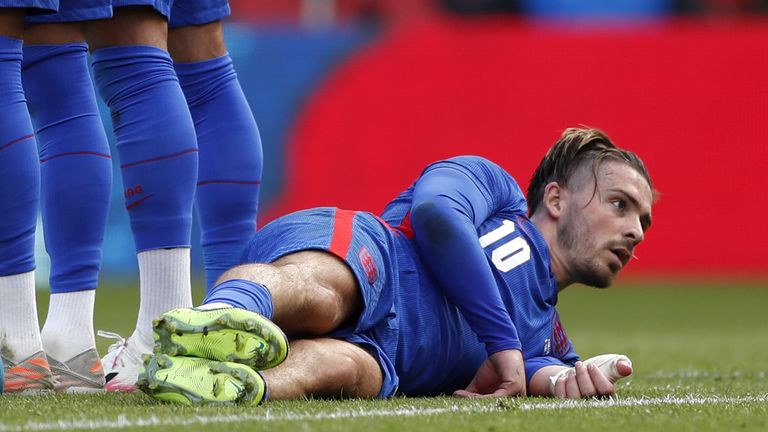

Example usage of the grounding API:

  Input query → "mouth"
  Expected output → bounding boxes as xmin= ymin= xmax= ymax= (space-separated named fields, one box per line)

xmin=610 ymin=247 xmax=631 ymax=269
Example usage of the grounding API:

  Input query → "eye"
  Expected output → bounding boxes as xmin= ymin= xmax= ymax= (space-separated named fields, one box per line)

xmin=611 ymin=199 xmax=626 ymax=211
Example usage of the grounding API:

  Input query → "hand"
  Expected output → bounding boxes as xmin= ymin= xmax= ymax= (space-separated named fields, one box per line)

xmin=552 ymin=354 xmax=633 ymax=399
xmin=453 ymin=349 xmax=526 ymax=398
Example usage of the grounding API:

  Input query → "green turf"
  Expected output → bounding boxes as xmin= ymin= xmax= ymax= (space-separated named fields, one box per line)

xmin=2 ymin=281 xmax=767 ymax=432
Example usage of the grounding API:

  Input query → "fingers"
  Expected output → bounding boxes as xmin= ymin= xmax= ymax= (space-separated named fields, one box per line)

xmin=587 ymin=362 xmax=615 ymax=396
xmin=553 ymin=362 xmax=617 ymax=399
xmin=574 ymin=362 xmax=597 ymax=398
xmin=453 ymin=389 xmax=478 ymax=398
xmin=554 ymin=375 xmax=567 ymax=398
xmin=582 ymin=354 xmax=632 ymax=382
xmin=564 ymin=372 xmax=581 ymax=399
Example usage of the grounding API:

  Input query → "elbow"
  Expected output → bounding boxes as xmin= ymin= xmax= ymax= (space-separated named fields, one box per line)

xmin=411 ymin=198 xmax=459 ymax=247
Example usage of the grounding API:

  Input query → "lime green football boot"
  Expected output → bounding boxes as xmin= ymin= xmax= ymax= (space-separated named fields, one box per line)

xmin=137 ymin=354 xmax=266 ymax=405
xmin=153 ymin=307 xmax=289 ymax=370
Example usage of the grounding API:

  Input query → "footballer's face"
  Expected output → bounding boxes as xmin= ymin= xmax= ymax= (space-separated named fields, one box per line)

xmin=558 ymin=161 xmax=653 ymax=288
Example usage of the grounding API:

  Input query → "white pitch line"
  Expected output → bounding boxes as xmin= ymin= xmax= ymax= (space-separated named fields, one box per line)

xmin=517 ymin=394 xmax=768 ymax=411
xmin=0 ymin=395 xmax=766 ymax=432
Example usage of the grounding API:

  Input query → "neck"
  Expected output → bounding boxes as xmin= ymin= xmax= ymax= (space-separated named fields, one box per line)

xmin=530 ymin=211 xmax=573 ymax=291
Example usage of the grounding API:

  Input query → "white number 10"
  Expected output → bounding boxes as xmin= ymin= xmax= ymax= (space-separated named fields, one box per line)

xmin=478 ymin=219 xmax=531 ymax=272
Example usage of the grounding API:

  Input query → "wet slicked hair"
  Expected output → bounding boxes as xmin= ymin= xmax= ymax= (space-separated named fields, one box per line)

xmin=526 ymin=127 xmax=655 ymax=216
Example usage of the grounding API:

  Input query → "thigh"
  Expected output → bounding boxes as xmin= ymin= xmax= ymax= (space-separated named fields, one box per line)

xmin=273 ymin=250 xmax=361 ymax=309
xmin=220 ymin=251 xmax=362 ymax=335
xmin=243 ymin=208 xmax=399 ymax=334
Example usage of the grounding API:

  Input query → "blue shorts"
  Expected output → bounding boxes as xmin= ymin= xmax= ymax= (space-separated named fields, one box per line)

xmin=25 ymin=0 xmax=110 ymax=24
xmin=25 ymin=0 xmax=229 ymax=27
xmin=242 ymin=207 xmax=402 ymax=398
xmin=114 ymin=0 xmax=230 ymax=27
xmin=4 ymin=0 xmax=57 ymax=17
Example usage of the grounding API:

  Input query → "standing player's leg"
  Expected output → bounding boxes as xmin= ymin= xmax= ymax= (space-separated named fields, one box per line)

xmin=22 ymin=17 xmax=113 ymax=393
xmin=85 ymin=4 xmax=199 ymax=391
xmin=168 ymin=4 xmax=262 ymax=291
xmin=0 ymin=7 xmax=52 ymax=394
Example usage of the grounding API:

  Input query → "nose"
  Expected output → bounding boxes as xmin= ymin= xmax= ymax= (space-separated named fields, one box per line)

xmin=624 ymin=216 xmax=644 ymax=246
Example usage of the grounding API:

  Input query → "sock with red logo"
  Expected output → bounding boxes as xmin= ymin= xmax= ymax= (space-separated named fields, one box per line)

xmin=175 ymin=54 xmax=262 ymax=291
xmin=92 ymin=45 xmax=197 ymax=347
xmin=91 ymin=45 xmax=198 ymax=254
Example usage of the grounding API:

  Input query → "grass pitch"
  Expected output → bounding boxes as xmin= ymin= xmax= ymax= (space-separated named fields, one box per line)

xmin=1 ymin=280 xmax=766 ymax=431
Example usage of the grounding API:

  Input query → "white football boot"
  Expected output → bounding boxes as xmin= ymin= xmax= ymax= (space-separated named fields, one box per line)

xmin=98 ymin=331 xmax=152 ymax=392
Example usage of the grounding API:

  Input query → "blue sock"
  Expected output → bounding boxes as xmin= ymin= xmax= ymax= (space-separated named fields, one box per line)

xmin=22 ymin=43 xmax=112 ymax=293
xmin=203 ymin=279 xmax=273 ymax=318
xmin=175 ymin=54 xmax=262 ymax=290
xmin=92 ymin=45 xmax=198 ymax=251
xmin=0 ymin=36 xmax=38 ymax=277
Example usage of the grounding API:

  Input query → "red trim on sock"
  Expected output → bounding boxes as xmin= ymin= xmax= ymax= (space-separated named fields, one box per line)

xmin=120 ymin=148 xmax=198 ymax=169
xmin=40 ymin=151 xmax=112 ymax=163
xmin=126 ymin=194 xmax=154 ymax=210
xmin=0 ymin=134 xmax=34 ymax=153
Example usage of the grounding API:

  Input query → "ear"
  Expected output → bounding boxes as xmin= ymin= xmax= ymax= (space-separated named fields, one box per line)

xmin=542 ymin=181 xmax=565 ymax=219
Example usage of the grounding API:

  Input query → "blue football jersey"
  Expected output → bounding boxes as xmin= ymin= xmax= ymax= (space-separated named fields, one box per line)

xmin=381 ymin=156 xmax=579 ymax=395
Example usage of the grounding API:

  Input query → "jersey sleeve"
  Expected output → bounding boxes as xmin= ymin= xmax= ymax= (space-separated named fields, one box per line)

xmin=524 ymin=356 xmax=576 ymax=387
xmin=409 ymin=156 xmax=528 ymax=356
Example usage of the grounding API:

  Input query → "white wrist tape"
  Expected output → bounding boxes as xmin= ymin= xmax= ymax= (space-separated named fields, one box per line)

xmin=549 ymin=354 xmax=632 ymax=394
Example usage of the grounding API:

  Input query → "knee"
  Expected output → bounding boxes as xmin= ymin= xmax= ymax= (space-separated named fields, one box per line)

xmin=168 ymin=21 xmax=226 ymax=62
xmin=86 ymin=7 xmax=167 ymax=51
xmin=300 ymin=340 xmax=381 ymax=399
xmin=330 ymin=343 xmax=382 ymax=398
xmin=302 ymin=284 xmax=350 ymax=334
xmin=23 ymin=23 xmax=85 ymax=45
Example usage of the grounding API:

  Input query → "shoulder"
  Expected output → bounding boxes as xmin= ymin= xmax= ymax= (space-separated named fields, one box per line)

xmin=424 ymin=155 xmax=503 ymax=173
xmin=421 ymin=156 xmax=515 ymax=185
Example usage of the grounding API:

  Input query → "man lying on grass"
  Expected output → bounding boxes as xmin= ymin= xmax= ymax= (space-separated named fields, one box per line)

xmin=137 ymin=127 xmax=653 ymax=404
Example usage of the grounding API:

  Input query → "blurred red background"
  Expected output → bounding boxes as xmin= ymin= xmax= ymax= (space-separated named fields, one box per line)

xmin=261 ymin=16 xmax=768 ymax=278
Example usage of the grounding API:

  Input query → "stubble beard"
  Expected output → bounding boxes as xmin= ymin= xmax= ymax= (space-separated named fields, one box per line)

xmin=557 ymin=217 xmax=614 ymax=289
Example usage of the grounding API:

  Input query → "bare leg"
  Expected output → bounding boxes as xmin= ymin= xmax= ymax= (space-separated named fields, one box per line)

xmin=217 ymin=251 xmax=364 ymax=336
xmin=0 ymin=9 xmax=24 ymax=38
xmin=24 ymin=22 xmax=83 ymax=44
xmin=263 ymin=338 xmax=383 ymax=400
xmin=85 ymin=6 xmax=167 ymax=50
xmin=168 ymin=20 xmax=226 ymax=62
